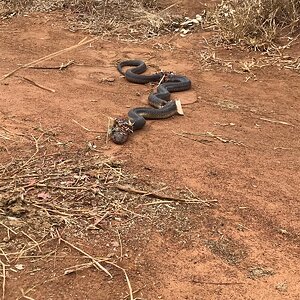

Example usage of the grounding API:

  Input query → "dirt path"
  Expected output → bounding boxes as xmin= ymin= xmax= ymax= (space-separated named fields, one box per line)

xmin=0 ymin=8 xmax=299 ymax=300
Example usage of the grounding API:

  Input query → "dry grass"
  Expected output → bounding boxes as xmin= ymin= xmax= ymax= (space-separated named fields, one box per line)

xmin=197 ymin=47 xmax=300 ymax=77
xmin=210 ymin=0 xmax=300 ymax=50
xmin=0 ymin=0 xmax=179 ymax=39
xmin=0 ymin=124 xmax=210 ymax=238
xmin=2 ymin=0 xmax=299 ymax=48
xmin=0 ymin=123 xmax=215 ymax=298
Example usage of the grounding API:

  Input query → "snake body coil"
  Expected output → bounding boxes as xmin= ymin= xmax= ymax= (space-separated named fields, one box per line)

xmin=111 ymin=60 xmax=191 ymax=144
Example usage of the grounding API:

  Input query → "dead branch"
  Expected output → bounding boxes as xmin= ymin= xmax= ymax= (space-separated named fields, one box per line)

xmin=59 ymin=237 xmax=112 ymax=278
xmin=17 ymin=76 xmax=55 ymax=93
xmin=64 ymin=262 xmax=94 ymax=275
xmin=117 ymin=230 xmax=123 ymax=260
xmin=16 ymin=273 xmax=67 ymax=300
xmin=20 ymin=231 xmax=41 ymax=252
xmin=0 ymin=221 xmax=18 ymax=235
xmin=59 ymin=237 xmax=134 ymax=300
xmin=259 ymin=117 xmax=295 ymax=127
xmin=0 ymin=37 xmax=98 ymax=81
xmin=28 ymin=60 xmax=74 ymax=70
xmin=176 ymin=131 xmax=246 ymax=146
xmin=20 ymin=288 xmax=36 ymax=300
xmin=106 ymin=261 xmax=134 ymax=300
xmin=0 ymin=260 xmax=6 ymax=300
xmin=0 ymin=248 xmax=10 ymax=264
xmin=192 ymin=279 xmax=245 ymax=285
xmin=115 ymin=184 xmax=215 ymax=206
xmin=32 ymin=183 xmax=89 ymax=190
xmin=122 ymin=285 xmax=146 ymax=299
xmin=72 ymin=119 xmax=106 ymax=133
xmin=174 ymin=131 xmax=212 ymax=144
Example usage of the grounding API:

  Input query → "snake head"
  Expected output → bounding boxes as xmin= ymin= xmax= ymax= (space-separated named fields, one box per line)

xmin=110 ymin=118 xmax=133 ymax=145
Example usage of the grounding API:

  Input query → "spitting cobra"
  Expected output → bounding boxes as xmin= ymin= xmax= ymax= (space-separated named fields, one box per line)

xmin=110 ymin=60 xmax=191 ymax=144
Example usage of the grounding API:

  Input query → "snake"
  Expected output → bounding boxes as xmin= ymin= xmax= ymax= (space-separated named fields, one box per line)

xmin=110 ymin=59 xmax=191 ymax=144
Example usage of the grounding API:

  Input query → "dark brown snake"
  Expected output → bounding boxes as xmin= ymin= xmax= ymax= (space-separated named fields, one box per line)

xmin=110 ymin=60 xmax=191 ymax=144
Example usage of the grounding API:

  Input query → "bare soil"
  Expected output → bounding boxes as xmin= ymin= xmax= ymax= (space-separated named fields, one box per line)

xmin=0 ymin=2 xmax=299 ymax=300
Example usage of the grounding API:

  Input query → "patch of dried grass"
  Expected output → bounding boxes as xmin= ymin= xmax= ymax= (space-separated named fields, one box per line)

xmin=210 ymin=0 xmax=300 ymax=50
xmin=197 ymin=48 xmax=300 ymax=80
xmin=0 ymin=0 xmax=180 ymax=39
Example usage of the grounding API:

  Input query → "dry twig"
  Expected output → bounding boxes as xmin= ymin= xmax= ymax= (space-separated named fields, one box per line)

xmin=59 ymin=237 xmax=134 ymax=300
xmin=0 ymin=37 xmax=98 ymax=80
xmin=0 ymin=260 xmax=6 ymax=300
xmin=176 ymin=131 xmax=246 ymax=146
xmin=174 ymin=131 xmax=212 ymax=145
xmin=116 ymin=184 xmax=215 ymax=206
xmin=17 ymin=76 xmax=55 ymax=93
xmin=117 ymin=229 xmax=123 ymax=260
xmin=123 ymin=285 xmax=146 ymax=300
xmin=59 ymin=237 xmax=112 ymax=277
xmin=72 ymin=119 xmax=105 ymax=133
xmin=20 ymin=288 xmax=36 ymax=300
xmin=0 ymin=221 xmax=18 ymax=235
xmin=20 ymin=231 xmax=41 ymax=252
xmin=192 ymin=280 xmax=245 ymax=285
xmin=64 ymin=262 xmax=94 ymax=275
xmin=28 ymin=60 xmax=74 ymax=70
xmin=259 ymin=117 xmax=295 ymax=126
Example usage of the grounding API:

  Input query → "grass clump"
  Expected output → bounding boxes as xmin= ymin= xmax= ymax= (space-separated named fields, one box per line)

xmin=0 ymin=0 xmax=178 ymax=39
xmin=211 ymin=0 xmax=300 ymax=50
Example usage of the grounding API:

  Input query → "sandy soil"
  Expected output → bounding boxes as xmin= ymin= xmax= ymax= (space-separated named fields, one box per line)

xmin=0 ymin=3 xmax=299 ymax=300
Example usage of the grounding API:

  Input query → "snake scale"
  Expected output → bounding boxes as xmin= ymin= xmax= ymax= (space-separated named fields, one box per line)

xmin=110 ymin=60 xmax=191 ymax=144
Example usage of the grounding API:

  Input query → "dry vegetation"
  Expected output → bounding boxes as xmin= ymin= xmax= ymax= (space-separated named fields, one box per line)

xmin=211 ymin=0 xmax=300 ymax=50
xmin=1 ymin=0 xmax=299 ymax=48
xmin=0 ymin=0 xmax=179 ymax=39
xmin=0 ymin=126 xmax=213 ymax=299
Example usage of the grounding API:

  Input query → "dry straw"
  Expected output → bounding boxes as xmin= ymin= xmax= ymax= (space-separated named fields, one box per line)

xmin=210 ymin=0 xmax=300 ymax=50
xmin=0 ymin=0 xmax=177 ymax=39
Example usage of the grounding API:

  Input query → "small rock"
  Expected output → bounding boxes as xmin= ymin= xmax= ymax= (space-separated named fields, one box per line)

xmin=275 ymin=282 xmax=288 ymax=292
xmin=248 ymin=266 xmax=274 ymax=279
xmin=15 ymin=264 xmax=24 ymax=271
xmin=278 ymin=228 xmax=289 ymax=235
xmin=101 ymin=77 xmax=115 ymax=83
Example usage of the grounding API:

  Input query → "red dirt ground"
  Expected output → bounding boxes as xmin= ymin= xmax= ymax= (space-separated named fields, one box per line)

xmin=0 ymin=3 xmax=299 ymax=300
